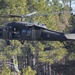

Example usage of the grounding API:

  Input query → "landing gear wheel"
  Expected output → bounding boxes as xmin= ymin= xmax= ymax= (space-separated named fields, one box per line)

xmin=21 ymin=40 xmax=24 ymax=44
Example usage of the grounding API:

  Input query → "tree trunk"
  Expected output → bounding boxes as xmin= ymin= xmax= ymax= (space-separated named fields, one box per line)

xmin=69 ymin=0 xmax=72 ymax=8
xmin=49 ymin=63 xmax=51 ymax=75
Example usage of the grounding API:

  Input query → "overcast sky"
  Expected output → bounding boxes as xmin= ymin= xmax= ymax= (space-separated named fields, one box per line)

xmin=49 ymin=0 xmax=75 ymax=14
xmin=71 ymin=3 xmax=75 ymax=14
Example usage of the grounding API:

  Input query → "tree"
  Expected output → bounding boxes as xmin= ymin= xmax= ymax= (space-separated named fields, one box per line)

xmin=23 ymin=66 xmax=36 ymax=75
xmin=2 ymin=64 xmax=11 ymax=75
xmin=0 ymin=0 xmax=74 ymax=75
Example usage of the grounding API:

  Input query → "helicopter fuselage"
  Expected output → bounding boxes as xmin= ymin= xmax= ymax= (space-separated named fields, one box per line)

xmin=0 ymin=21 xmax=75 ymax=44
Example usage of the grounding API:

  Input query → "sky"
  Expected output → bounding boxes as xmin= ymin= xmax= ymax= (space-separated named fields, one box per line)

xmin=71 ymin=3 xmax=75 ymax=14
xmin=49 ymin=0 xmax=75 ymax=14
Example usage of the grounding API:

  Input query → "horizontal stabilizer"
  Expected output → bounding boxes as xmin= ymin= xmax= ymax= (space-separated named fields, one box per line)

xmin=65 ymin=34 xmax=75 ymax=40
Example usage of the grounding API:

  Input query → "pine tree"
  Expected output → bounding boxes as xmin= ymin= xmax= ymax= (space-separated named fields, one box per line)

xmin=2 ymin=64 xmax=11 ymax=75
xmin=23 ymin=66 xmax=36 ymax=75
xmin=0 ymin=0 xmax=74 ymax=75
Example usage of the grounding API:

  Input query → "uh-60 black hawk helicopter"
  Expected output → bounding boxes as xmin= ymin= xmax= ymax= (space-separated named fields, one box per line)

xmin=0 ymin=12 xmax=75 ymax=45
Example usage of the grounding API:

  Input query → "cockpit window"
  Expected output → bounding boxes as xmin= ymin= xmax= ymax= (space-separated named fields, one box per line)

xmin=27 ymin=30 xmax=32 ymax=36
xmin=22 ymin=29 xmax=26 ymax=33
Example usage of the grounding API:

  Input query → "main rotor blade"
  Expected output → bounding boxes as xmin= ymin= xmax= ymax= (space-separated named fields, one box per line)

xmin=9 ymin=14 xmax=22 ymax=18
xmin=0 ymin=11 xmax=72 ymax=18
xmin=0 ymin=15 xmax=10 ymax=18
xmin=35 ymin=11 xmax=72 ymax=16
xmin=0 ymin=14 xmax=22 ymax=18
xmin=25 ymin=12 xmax=37 ymax=17
xmin=0 ymin=12 xmax=37 ymax=18
xmin=9 ymin=12 xmax=37 ymax=17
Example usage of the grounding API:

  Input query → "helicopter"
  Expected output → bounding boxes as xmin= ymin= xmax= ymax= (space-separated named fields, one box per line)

xmin=0 ymin=12 xmax=75 ymax=45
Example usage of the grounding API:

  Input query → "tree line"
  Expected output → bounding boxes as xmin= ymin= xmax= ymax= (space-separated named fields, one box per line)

xmin=0 ymin=0 xmax=75 ymax=75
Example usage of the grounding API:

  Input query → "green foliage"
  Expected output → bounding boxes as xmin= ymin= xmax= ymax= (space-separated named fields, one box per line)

xmin=29 ymin=43 xmax=36 ymax=54
xmin=38 ymin=45 xmax=68 ymax=63
xmin=69 ymin=52 xmax=75 ymax=60
xmin=2 ymin=64 xmax=11 ymax=75
xmin=3 ymin=41 xmax=22 ymax=59
xmin=0 ymin=1 xmax=74 ymax=75
xmin=39 ymin=51 xmax=54 ymax=64
xmin=53 ymin=48 xmax=68 ymax=61
xmin=0 ymin=0 xmax=29 ymax=24
xmin=23 ymin=66 xmax=36 ymax=75
xmin=2 ymin=64 xmax=15 ymax=75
